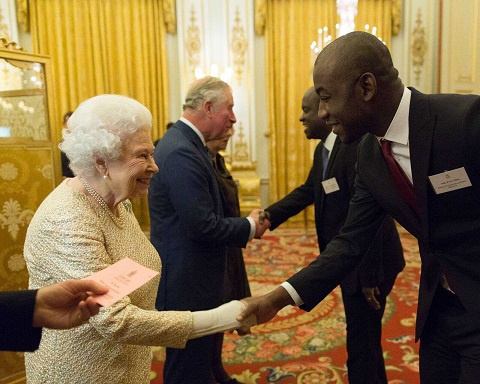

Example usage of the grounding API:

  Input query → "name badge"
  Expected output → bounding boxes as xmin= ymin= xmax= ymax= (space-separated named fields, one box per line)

xmin=322 ymin=177 xmax=340 ymax=194
xmin=428 ymin=167 xmax=472 ymax=195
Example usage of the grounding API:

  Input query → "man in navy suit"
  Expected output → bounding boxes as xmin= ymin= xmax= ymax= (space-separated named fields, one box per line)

xmin=149 ymin=76 xmax=270 ymax=384
xmin=263 ymin=86 xmax=404 ymax=383
xmin=239 ymin=31 xmax=480 ymax=384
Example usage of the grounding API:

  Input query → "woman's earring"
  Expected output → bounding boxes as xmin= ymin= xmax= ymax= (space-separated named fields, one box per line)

xmin=103 ymin=175 xmax=108 ymax=180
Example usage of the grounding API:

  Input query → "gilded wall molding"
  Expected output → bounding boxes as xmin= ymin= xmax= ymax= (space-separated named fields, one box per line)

xmin=15 ymin=0 xmax=29 ymax=32
xmin=163 ymin=0 xmax=176 ymax=34
xmin=185 ymin=6 xmax=201 ymax=79
xmin=411 ymin=8 xmax=427 ymax=86
xmin=254 ymin=0 xmax=266 ymax=35
xmin=392 ymin=0 xmax=402 ymax=36
xmin=0 ymin=36 xmax=22 ymax=50
xmin=231 ymin=8 xmax=247 ymax=85
xmin=233 ymin=122 xmax=249 ymax=163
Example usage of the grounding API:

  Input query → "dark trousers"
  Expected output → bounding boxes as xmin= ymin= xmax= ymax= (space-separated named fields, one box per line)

xmin=164 ymin=335 xmax=217 ymax=384
xmin=420 ymin=285 xmax=480 ymax=384
xmin=341 ymin=279 xmax=394 ymax=384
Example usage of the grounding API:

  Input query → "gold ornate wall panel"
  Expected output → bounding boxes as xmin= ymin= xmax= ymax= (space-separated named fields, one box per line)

xmin=440 ymin=0 xmax=480 ymax=94
xmin=0 ymin=42 xmax=59 ymax=384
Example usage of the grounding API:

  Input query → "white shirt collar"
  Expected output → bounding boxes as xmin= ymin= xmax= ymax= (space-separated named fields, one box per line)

xmin=323 ymin=131 xmax=337 ymax=154
xmin=180 ymin=116 xmax=206 ymax=146
xmin=381 ymin=87 xmax=411 ymax=145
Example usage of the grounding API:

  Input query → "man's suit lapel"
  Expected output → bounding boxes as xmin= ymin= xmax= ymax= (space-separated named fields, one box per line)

xmin=365 ymin=136 xmax=424 ymax=238
xmin=175 ymin=121 xmax=212 ymax=165
xmin=408 ymin=89 xmax=436 ymax=242
xmin=174 ymin=120 xmax=224 ymax=215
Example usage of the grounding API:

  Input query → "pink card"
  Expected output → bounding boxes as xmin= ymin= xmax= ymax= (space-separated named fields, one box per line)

xmin=85 ymin=257 xmax=159 ymax=307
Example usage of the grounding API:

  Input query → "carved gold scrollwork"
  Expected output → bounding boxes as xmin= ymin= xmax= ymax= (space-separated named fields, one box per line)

xmin=411 ymin=8 xmax=427 ymax=86
xmin=233 ymin=122 xmax=249 ymax=163
xmin=185 ymin=6 xmax=201 ymax=77
xmin=0 ymin=36 xmax=23 ymax=50
xmin=231 ymin=8 xmax=247 ymax=85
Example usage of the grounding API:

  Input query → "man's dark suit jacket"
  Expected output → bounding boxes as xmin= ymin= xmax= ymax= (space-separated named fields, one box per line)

xmin=288 ymin=89 xmax=480 ymax=340
xmin=267 ymin=137 xmax=404 ymax=295
xmin=0 ymin=289 xmax=42 ymax=352
xmin=148 ymin=120 xmax=251 ymax=311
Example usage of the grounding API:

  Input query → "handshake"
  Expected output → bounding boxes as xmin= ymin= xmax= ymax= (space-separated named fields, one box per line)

xmin=248 ymin=209 xmax=272 ymax=239
xmin=190 ymin=300 xmax=258 ymax=339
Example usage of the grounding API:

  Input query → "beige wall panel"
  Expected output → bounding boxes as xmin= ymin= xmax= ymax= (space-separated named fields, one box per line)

xmin=440 ymin=0 xmax=480 ymax=94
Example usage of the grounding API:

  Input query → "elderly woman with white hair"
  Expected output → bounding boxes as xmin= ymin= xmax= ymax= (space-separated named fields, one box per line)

xmin=23 ymin=94 xmax=253 ymax=384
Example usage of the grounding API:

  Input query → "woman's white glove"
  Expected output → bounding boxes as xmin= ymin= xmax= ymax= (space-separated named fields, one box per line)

xmin=190 ymin=300 xmax=257 ymax=339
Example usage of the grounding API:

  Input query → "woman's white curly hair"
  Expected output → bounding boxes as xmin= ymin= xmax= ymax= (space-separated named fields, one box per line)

xmin=59 ymin=94 xmax=152 ymax=177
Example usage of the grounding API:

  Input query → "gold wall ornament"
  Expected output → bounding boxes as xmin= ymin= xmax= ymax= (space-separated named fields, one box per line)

xmin=254 ymin=0 xmax=266 ymax=35
xmin=163 ymin=0 xmax=176 ymax=34
xmin=0 ymin=4 xmax=10 ymax=39
xmin=0 ymin=36 xmax=22 ymax=50
xmin=231 ymin=8 xmax=247 ymax=85
xmin=411 ymin=8 xmax=427 ymax=86
xmin=233 ymin=122 xmax=249 ymax=163
xmin=185 ymin=6 xmax=201 ymax=78
xmin=0 ymin=198 xmax=34 ymax=240
xmin=15 ymin=0 xmax=29 ymax=32
xmin=392 ymin=0 xmax=402 ymax=36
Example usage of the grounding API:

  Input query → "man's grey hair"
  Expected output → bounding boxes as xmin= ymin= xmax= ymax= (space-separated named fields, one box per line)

xmin=59 ymin=94 xmax=152 ymax=177
xmin=183 ymin=76 xmax=231 ymax=111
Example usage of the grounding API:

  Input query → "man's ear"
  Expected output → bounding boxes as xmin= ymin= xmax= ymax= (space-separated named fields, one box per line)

xmin=203 ymin=99 xmax=214 ymax=118
xmin=94 ymin=156 xmax=108 ymax=176
xmin=358 ymin=72 xmax=377 ymax=101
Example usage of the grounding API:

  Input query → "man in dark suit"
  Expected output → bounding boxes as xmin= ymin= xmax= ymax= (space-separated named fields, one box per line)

xmin=0 ymin=279 xmax=107 ymax=351
xmin=263 ymin=86 xmax=404 ymax=383
xmin=239 ymin=31 xmax=480 ymax=384
xmin=148 ymin=76 xmax=270 ymax=384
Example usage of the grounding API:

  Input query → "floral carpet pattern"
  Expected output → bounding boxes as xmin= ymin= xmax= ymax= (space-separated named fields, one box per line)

xmin=151 ymin=227 xmax=421 ymax=383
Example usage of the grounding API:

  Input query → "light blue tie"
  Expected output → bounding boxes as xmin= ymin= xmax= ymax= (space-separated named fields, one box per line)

xmin=322 ymin=145 xmax=329 ymax=180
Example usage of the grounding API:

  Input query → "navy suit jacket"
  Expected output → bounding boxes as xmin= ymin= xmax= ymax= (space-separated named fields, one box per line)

xmin=148 ymin=120 xmax=251 ymax=311
xmin=0 ymin=289 xmax=42 ymax=351
xmin=267 ymin=137 xmax=404 ymax=295
xmin=288 ymin=89 xmax=480 ymax=339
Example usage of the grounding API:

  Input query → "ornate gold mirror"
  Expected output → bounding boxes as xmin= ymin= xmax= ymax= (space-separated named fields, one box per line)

xmin=0 ymin=57 xmax=49 ymax=140
xmin=0 ymin=38 xmax=60 ymax=384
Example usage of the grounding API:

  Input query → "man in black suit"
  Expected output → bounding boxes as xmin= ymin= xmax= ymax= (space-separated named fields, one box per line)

xmin=0 ymin=279 xmax=107 ymax=351
xmin=149 ymin=76 xmax=270 ymax=384
xmin=239 ymin=31 xmax=480 ymax=384
xmin=264 ymin=86 xmax=404 ymax=383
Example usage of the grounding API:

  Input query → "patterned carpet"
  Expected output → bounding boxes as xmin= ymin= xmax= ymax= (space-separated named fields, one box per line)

xmin=150 ymin=227 xmax=421 ymax=383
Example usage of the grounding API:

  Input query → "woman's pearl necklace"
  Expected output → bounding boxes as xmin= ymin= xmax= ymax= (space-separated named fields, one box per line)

xmin=80 ymin=177 xmax=125 ymax=228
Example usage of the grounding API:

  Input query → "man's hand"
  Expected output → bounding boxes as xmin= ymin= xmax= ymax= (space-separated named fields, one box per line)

xmin=33 ymin=280 xmax=109 ymax=329
xmin=248 ymin=209 xmax=271 ymax=239
xmin=362 ymin=286 xmax=381 ymax=310
xmin=237 ymin=286 xmax=295 ymax=325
